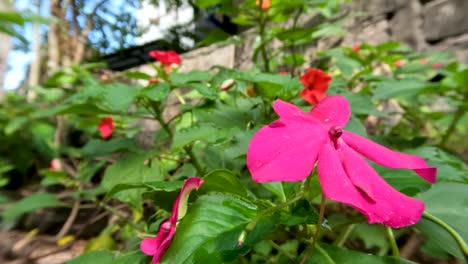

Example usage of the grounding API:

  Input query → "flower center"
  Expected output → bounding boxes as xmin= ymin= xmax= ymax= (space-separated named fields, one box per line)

xmin=328 ymin=125 xmax=343 ymax=139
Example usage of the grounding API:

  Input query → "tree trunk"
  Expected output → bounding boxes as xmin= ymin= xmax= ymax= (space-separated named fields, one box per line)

xmin=0 ymin=0 xmax=13 ymax=99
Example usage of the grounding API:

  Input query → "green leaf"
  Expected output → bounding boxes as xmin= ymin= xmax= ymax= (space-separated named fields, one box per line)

xmin=123 ymin=71 xmax=152 ymax=80
xmin=304 ymin=243 xmax=415 ymax=264
xmin=141 ymin=82 xmax=170 ymax=101
xmin=187 ymin=83 xmax=217 ymax=99
xmin=106 ymin=181 xmax=184 ymax=199
xmin=170 ymin=71 xmax=212 ymax=86
xmin=172 ymin=125 xmax=220 ymax=149
xmin=161 ymin=193 xmax=257 ymax=263
xmin=195 ymin=0 xmax=222 ymax=8
xmin=453 ymin=69 xmax=468 ymax=89
xmin=262 ymin=182 xmax=286 ymax=202
xmin=102 ymin=154 xmax=164 ymax=191
xmin=55 ymin=104 xmax=111 ymax=115
xmin=1 ymin=193 xmax=62 ymax=222
xmin=373 ymin=79 xmax=429 ymax=99
xmin=102 ymin=83 xmax=141 ymax=112
xmin=199 ymin=169 xmax=249 ymax=198
xmin=80 ymin=138 xmax=139 ymax=158
xmin=68 ymin=250 xmax=114 ymax=264
xmin=417 ymin=182 xmax=468 ymax=259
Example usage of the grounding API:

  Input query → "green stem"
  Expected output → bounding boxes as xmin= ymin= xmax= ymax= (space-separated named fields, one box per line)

xmin=258 ymin=10 xmax=270 ymax=72
xmin=183 ymin=144 xmax=204 ymax=176
xmin=268 ymin=240 xmax=295 ymax=259
xmin=258 ymin=193 xmax=303 ymax=218
xmin=423 ymin=211 xmax=468 ymax=256
xmin=151 ymin=102 xmax=204 ymax=175
xmin=316 ymin=244 xmax=336 ymax=264
xmin=333 ymin=224 xmax=355 ymax=247
xmin=440 ymin=88 xmax=468 ymax=147
xmin=300 ymin=194 xmax=327 ymax=264
xmin=99 ymin=202 xmax=143 ymax=231
xmin=385 ymin=226 xmax=400 ymax=258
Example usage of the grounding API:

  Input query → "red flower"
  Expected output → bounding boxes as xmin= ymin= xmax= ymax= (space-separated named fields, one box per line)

xmin=420 ymin=58 xmax=428 ymax=65
xmin=140 ymin=177 xmax=203 ymax=264
xmin=149 ymin=50 xmax=182 ymax=66
xmin=432 ymin=63 xmax=442 ymax=69
xmin=395 ymin=60 xmax=405 ymax=67
xmin=278 ymin=71 xmax=288 ymax=75
xmin=352 ymin=44 xmax=360 ymax=52
xmin=256 ymin=0 xmax=270 ymax=9
xmin=300 ymin=68 xmax=332 ymax=105
xmin=149 ymin=78 xmax=159 ymax=84
xmin=98 ymin=117 xmax=115 ymax=139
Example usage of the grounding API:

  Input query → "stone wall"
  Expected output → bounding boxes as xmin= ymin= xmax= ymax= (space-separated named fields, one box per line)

xmin=344 ymin=0 xmax=468 ymax=62
xmin=137 ymin=0 xmax=468 ymax=73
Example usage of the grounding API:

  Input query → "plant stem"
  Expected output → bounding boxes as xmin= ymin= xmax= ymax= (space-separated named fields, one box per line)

xmin=316 ymin=244 xmax=336 ymax=264
xmin=183 ymin=144 xmax=204 ymax=176
xmin=151 ymin=102 xmax=204 ymax=175
xmin=300 ymin=194 xmax=326 ymax=264
xmin=333 ymin=224 xmax=355 ymax=247
xmin=440 ymin=89 xmax=468 ymax=147
xmin=258 ymin=9 xmax=270 ymax=72
xmin=99 ymin=202 xmax=143 ymax=231
xmin=385 ymin=226 xmax=400 ymax=258
xmin=268 ymin=240 xmax=295 ymax=259
xmin=423 ymin=211 xmax=468 ymax=256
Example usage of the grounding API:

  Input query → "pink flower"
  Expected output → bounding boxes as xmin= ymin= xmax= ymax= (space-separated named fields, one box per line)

xmin=432 ymin=63 xmax=442 ymax=69
xmin=140 ymin=177 xmax=203 ymax=264
xmin=352 ymin=44 xmax=360 ymax=52
xmin=149 ymin=50 xmax=182 ymax=66
xmin=395 ymin=60 xmax=405 ymax=67
xmin=49 ymin=159 xmax=61 ymax=171
xmin=300 ymin=68 xmax=332 ymax=105
xmin=246 ymin=96 xmax=436 ymax=228
xmin=98 ymin=117 xmax=115 ymax=139
xmin=420 ymin=58 xmax=428 ymax=65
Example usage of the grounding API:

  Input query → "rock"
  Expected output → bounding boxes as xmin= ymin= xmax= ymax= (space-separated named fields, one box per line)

xmin=423 ymin=0 xmax=468 ymax=41
xmin=389 ymin=0 xmax=426 ymax=50
xmin=343 ymin=18 xmax=391 ymax=46
xmin=352 ymin=0 xmax=406 ymax=15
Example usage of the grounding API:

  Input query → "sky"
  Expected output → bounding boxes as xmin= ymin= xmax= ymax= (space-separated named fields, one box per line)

xmin=3 ymin=0 xmax=192 ymax=90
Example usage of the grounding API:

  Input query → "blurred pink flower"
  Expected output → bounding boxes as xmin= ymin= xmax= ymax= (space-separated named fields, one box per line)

xmin=395 ymin=60 xmax=405 ymax=67
xmin=432 ymin=63 xmax=442 ymax=69
xmin=140 ymin=177 xmax=203 ymax=264
xmin=352 ymin=44 xmax=360 ymax=52
xmin=98 ymin=117 xmax=115 ymax=139
xmin=246 ymin=96 xmax=436 ymax=228
xmin=49 ymin=159 xmax=61 ymax=171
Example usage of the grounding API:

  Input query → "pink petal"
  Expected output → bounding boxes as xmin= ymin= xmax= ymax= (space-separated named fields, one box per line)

xmin=272 ymin=100 xmax=311 ymax=121
xmin=140 ymin=238 xmax=159 ymax=256
xmin=339 ymin=142 xmax=425 ymax=228
xmin=342 ymin=131 xmax=437 ymax=183
xmin=172 ymin=177 xmax=204 ymax=222
xmin=308 ymin=95 xmax=350 ymax=128
xmin=151 ymin=224 xmax=176 ymax=264
xmin=317 ymin=142 xmax=389 ymax=224
xmin=247 ymin=119 xmax=326 ymax=182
